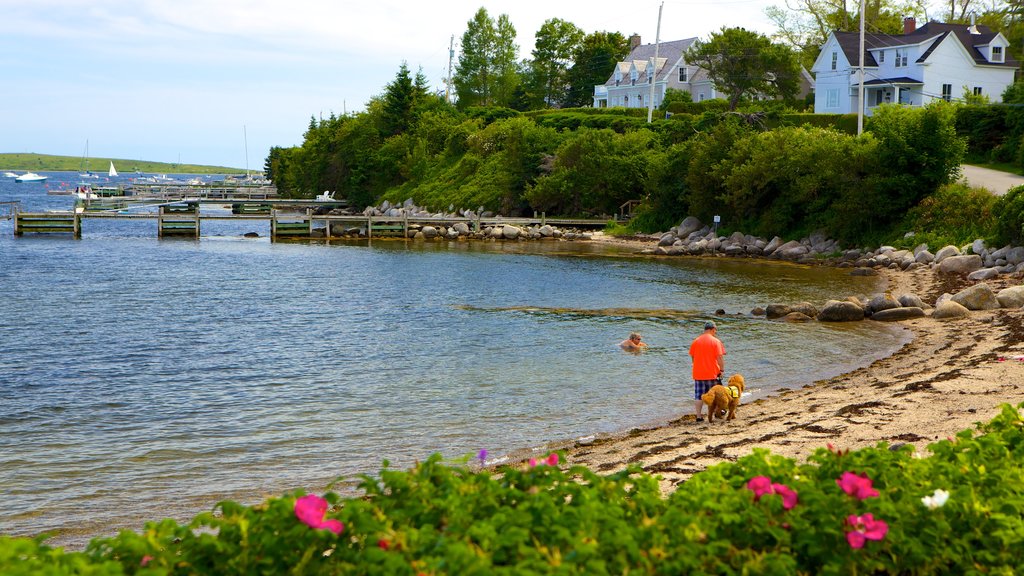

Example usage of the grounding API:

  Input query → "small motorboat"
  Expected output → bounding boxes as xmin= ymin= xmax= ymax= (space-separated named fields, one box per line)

xmin=15 ymin=172 xmax=48 ymax=183
xmin=3 ymin=171 xmax=17 ymax=178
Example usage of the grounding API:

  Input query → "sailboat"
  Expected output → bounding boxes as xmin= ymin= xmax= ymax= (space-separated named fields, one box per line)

xmin=108 ymin=161 xmax=118 ymax=178
xmin=79 ymin=140 xmax=99 ymax=178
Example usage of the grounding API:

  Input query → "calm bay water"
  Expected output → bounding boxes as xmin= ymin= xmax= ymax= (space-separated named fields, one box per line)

xmin=0 ymin=173 xmax=909 ymax=547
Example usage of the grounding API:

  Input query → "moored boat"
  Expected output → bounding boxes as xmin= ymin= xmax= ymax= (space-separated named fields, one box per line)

xmin=15 ymin=172 xmax=48 ymax=183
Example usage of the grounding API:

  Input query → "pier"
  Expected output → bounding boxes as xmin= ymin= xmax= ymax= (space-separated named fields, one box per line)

xmin=10 ymin=201 xmax=608 ymax=240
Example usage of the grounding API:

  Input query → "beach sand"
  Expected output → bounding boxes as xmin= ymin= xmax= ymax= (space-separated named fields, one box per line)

xmin=559 ymin=234 xmax=1024 ymax=493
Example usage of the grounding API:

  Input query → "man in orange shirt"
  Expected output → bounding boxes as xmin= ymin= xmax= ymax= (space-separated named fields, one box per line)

xmin=689 ymin=320 xmax=725 ymax=422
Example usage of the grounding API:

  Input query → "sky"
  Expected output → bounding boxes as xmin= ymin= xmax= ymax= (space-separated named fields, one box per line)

xmin=2 ymin=0 xmax=780 ymax=170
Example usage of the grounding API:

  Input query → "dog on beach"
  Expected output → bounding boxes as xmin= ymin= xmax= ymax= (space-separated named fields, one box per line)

xmin=701 ymin=374 xmax=745 ymax=423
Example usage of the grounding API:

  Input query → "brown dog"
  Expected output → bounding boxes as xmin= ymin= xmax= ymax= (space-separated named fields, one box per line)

xmin=701 ymin=374 xmax=745 ymax=423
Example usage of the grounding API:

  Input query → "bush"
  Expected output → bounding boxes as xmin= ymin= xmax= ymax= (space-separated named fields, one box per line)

xmin=893 ymin=182 xmax=999 ymax=249
xmin=5 ymin=404 xmax=1024 ymax=574
xmin=994 ymin=184 xmax=1024 ymax=246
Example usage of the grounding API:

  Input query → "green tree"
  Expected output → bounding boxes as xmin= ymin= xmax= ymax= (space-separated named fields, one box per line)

xmin=526 ymin=18 xmax=585 ymax=109
xmin=381 ymin=63 xmax=418 ymax=136
xmin=564 ymin=31 xmax=630 ymax=108
xmin=659 ymin=88 xmax=692 ymax=111
xmin=454 ymin=8 xmax=521 ymax=108
xmin=686 ymin=27 xmax=802 ymax=110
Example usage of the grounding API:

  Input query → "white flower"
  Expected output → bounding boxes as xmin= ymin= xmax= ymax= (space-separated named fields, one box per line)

xmin=922 ymin=489 xmax=950 ymax=509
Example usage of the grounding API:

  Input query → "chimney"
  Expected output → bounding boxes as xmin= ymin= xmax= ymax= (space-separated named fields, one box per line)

xmin=629 ymin=34 xmax=642 ymax=51
xmin=903 ymin=17 xmax=916 ymax=34
xmin=968 ymin=12 xmax=979 ymax=34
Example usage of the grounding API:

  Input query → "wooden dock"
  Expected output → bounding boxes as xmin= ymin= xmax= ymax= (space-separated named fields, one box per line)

xmin=11 ymin=204 xmax=608 ymax=241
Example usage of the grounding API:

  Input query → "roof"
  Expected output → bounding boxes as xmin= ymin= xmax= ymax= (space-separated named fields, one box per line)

xmin=831 ymin=21 xmax=1017 ymax=70
xmin=863 ymin=77 xmax=923 ymax=85
xmin=604 ymin=38 xmax=697 ymax=86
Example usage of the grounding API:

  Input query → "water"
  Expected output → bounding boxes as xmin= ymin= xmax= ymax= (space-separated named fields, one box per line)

xmin=0 ymin=172 xmax=910 ymax=547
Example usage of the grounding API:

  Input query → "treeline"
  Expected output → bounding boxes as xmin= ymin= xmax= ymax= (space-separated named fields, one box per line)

xmin=267 ymin=58 xmax=1003 ymax=246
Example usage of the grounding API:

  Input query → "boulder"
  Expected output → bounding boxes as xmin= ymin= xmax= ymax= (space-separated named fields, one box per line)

xmin=915 ymin=250 xmax=935 ymax=264
xmin=897 ymin=293 xmax=928 ymax=309
xmin=867 ymin=295 xmax=901 ymax=313
xmin=931 ymin=300 xmax=970 ymax=319
xmin=658 ymin=232 xmax=676 ymax=247
xmin=776 ymin=240 xmax=809 ymax=259
xmin=817 ymin=300 xmax=866 ymax=322
xmin=781 ymin=312 xmax=814 ymax=323
xmin=933 ymin=245 xmax=961 ymax=263
xmin=791 ymin=302 xmax=819 ymax=318
xmin=765 ymin=304 xmax=792 ymax=319
xmin=936 ymin=254 xmax=983 ymax=275
xmin=967 ymin=267 xmax=1001 ymax=281
xmin=996 ymin=286 xmax=1024 ymax=308
xmin=538 ymin=224 xmax=553 ymax=237
xmin=870 ymin=307 xmax=926 ymax=321
xmin=950 ymin=283 xmax=1000 ymax=310
xmin=421 ymin=226 xmax=438 ymax=239
xmin=453 ymin=222 xmax=471 ymax=235
xmin=677 ymin=216 xmax=703 ymax=238
xmin=1006 ymin=246 xmax=1024 ymax=266
xmin=751 ymin=307 xmax=766 ymax=316
xmin=763 ymin=236 xmax=782 ymax=256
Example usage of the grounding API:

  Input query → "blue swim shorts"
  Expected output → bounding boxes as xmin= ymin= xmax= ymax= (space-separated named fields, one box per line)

xmin=694 ymin=379 xmax=720 ymax=399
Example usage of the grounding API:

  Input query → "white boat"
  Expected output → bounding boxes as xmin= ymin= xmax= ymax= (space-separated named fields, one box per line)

xmin=3 ymin=171 xmax=17 ymax=178
xmin=315 ymin=190 xmax=336 ymax=202
xmin=108 ymin=161 xmax=118 ymax=177
xmin=15 ymin=172 xmax=48 ymax=183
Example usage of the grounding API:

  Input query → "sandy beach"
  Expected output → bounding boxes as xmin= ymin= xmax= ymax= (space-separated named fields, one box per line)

xmin=561 ymin=234 xmax=1024 ymax=493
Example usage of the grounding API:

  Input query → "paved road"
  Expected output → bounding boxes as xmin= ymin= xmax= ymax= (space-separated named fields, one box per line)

xmin=960 ymin=164 xmax=1024 ymax=196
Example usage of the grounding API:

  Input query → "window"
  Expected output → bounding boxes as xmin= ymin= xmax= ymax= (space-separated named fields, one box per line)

xmin=993 ymin=46 xmax=1004 ymax=62
xmin=831 ymin=51 xmax=837 ymax=70
xmin=894 ymin=49 xmax=902 ymax=67
xmin=942 ymin=84 xmax=952 ymax=101
xmin=699 ymin=93 xmax=706 ymax=102
xmin=875 ymin=90 xmax=884 ymax=106
xmin=974 ymin=86 xmax=983 ymax=96
xmin=879 ymin=50 xmax=885 ymax=63
xmin=678 ymin=66 xmax=687 ymax=82
xmin=826 ymin=88 xmax=839 ymax=108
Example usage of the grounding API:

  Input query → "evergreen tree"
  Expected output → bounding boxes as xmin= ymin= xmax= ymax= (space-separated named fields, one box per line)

xmin=564 ymin=31 xmax=630 ymax=108
xmin=382 ymin=62 xmax=416 ymax=136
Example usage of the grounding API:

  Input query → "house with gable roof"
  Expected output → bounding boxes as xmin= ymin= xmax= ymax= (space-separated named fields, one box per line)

xmin=593 ymin=35 xmax=719 ymax=109
xmin=594 ymin=34 xmax=814 ymax=109
xmin=812 ymin=17 xmax=1018 ymax=116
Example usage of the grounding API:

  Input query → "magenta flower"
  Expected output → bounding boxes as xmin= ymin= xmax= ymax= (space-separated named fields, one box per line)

xmin=528 ymin=457 xmax=538 ymax=467
xmin=747 ymin=476 xmax=773 ymax=498
xmin=546 ymin=453 xmax=559 ymax=466
xmin=846 ymin=513 xmax=888 ymax=548
xmin=837 ymin=472 xmax=880 ymax=500
xmin=746 ymin=476 xmax=798 ymax=509
xmin=772 ymin=483 xmax=799 ymax=510
xmin=478 ymin=449 xmax=488 ymax=464
xmin=294 ymin=494 xmax=343 ymax=535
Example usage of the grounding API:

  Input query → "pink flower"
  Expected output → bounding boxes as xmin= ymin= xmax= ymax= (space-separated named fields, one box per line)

xmin=528 ymin=458 xmax=538 ymax=467
xmin=846 ymin=513 xmax=888 ymax=548
xmin=746 ymin=476 xmax=798 ymax=509
xmin=141 ymin=555 xmax=153 ymax=567
xmin=837 ymin=472 xmax=880 ymax=500
xmin=772 ymin=483 xmax=799 ymax=510
xmin=477 ymin=449 xmax=488 ymax=464
xmin=546 ymin=453 xmax=559 ymax=466
xmin=294 ymin=494 xmax=344 ymax=535
xmin=746 ymin=476 xmax=773 ymax=498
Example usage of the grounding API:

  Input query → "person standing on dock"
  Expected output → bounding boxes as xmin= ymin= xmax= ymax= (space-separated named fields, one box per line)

xmin=689 ymin=321 xmax=725 ymax=422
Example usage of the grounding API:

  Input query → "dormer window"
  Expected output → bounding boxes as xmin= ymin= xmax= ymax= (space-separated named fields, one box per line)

xmin=678 ymin=67 xmax=687 ymax=82
xmin=993 ymin=46 xmax=1004 ymax=62
xmin=631 ymin=69 xmax=637 ymax=86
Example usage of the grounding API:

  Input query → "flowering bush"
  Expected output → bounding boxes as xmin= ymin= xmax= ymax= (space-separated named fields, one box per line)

xmin=3 ymin=403 xmax=1024 ymax=574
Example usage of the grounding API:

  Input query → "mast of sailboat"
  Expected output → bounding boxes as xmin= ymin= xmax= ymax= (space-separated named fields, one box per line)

xmin=243 ymin=125 xmax=250 ymax=179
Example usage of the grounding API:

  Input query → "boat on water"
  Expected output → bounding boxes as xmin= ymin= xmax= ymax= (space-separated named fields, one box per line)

xmin=15 ymin=172 xmax=48 ymax=183
xmin=79 ymin=140 xmax=100 ymax=179
xmin=73 ymin=184 xmax=128 ymax=200
xmin=108 ymin=161 xmax=118 ymax=178
xmin=3 ymin=171 xmax=17 ymax=178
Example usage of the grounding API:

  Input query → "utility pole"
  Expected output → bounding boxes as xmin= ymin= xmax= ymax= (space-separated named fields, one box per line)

xmin=446 ymin=35 xmax=455 ymax=104
xmin=857 ymin=0 xmax=865 ymax=136
xmin=647 ymin=2 xmax=664 ymax=123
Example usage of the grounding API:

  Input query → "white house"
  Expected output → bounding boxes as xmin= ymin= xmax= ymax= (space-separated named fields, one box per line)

xmin=593 ymin=35 xmax=719 ymax=109
xmin=594 ymin=34 xmax=815 ymax=109
xmin=812 ymin=18 xmax=1017 ymax=116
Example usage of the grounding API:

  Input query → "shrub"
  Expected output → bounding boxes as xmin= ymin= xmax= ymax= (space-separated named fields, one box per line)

xmin=4 ymin=404 xmax=1024 ymax=574
xmin=994 ymin=184 xmax=1024 ymax=246
xmin=893 ymin=182 xmax=999 ymax=249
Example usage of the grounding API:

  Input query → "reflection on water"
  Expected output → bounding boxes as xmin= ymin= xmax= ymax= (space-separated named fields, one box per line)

xmin=0 ymin=175 xmax=910 ymax=549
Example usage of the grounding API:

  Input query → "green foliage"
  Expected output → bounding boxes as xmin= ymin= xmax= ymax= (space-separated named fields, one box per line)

xmin=768 ymin=113 xmax=859 ymax=134
xmin=523 ymin=18 xmax=585 ymax=110
xmin=454 ymin=8 xmax=520 ymax=109
xmin=564 ymin=31 xmax=630 ymax=108
xmin=664 ymin=98 xmax=731 ymax=115
xmin=686 ymin=27 xmax=802 ymax=110
xmin=894 ymin=182 xmax=999 ymax=249
xmin=6 ymin=404 xmax=1024 ymax=574
xmin=659 ymin=88 xmax=692 ymax=110
xmin=0 ymin=153 xmax=242 ymax=174
xmin=994 ymin=184 xmax=1024 ymax=246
